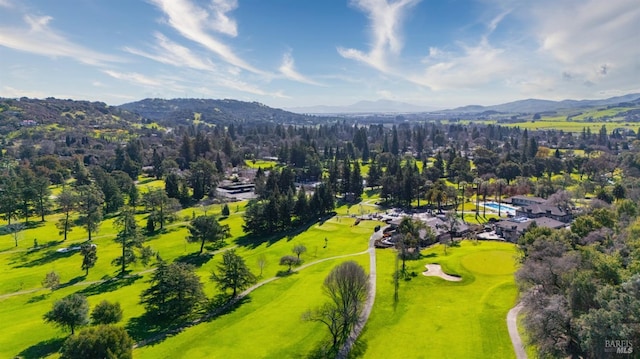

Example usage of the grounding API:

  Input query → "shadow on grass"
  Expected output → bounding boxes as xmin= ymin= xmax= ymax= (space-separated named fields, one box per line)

xmin=26 ymin=239 xmax=64 ymax=252
xmin=235 ymin=214 xmax=334 ymax=249
xmin=205 ymin=294 xmax=250 ymax=321
xmin=78 ymin=274 xmax=142 ymax=297
xmin=17 ymin=337 xmax=66 ymax=359
xmin=0 ymin=221 xmax=45 ymax=235
xmin=13 ymin=247 xmax=78 ymax=268
xmin=131 ymin=295 xmax=251 ymax=348
xmin=144 ymin=226 xmax=181 ymax=241
xmin=58 ymin=275 xmax=86 ymax=289
xmin=306 ymin=337 xmax=368 ymax=359
xmin=27 ymin=293 xmax=50 ymax=304
xmin=276 ymin=270 xmax=298 ymax=277
xmin=175 ymin=252 xmax=214 ymax=267
xmin=126 ymin=312 xmax=174 ymax=344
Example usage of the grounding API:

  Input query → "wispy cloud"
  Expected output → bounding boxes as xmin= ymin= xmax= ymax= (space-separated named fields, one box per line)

xmin=0 ymin=15 xmax=121 ymax=65
xmin=0 ymin=0 xmax=13 ymax=8
xmin=278 ymin=51 xmax=323 ymax=86
xmin=124 ymin=32 xmax=217 ymax=72
xmin=209 ymin=0 xmax=238 ymax=36
xmin=338 ymin=0 xmax=420 ymax=72
xmin=103 ymin=70 xmax=166 ymax=87
xmin=149 ymin=0 xmax=266 ymax=75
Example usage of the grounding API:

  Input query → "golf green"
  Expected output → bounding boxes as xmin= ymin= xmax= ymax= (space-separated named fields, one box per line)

xmin=360 ymin=241 xmax=519 ymax=358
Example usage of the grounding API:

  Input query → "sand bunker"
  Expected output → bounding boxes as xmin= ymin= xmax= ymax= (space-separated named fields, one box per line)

xmin=422 ymin=264 xmax=461 ymax=281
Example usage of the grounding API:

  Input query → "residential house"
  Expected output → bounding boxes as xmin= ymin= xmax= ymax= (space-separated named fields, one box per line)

xmin=516 ymin=204 xmax=572 ymax=223
xmin=495 ymin=217 xmax=566 ymax=242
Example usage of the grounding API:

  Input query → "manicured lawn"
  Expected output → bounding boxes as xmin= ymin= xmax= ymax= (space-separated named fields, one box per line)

xmin=135 ymin=254 xmax=370 ymax=358
xmin=0 ymin=200 xmax=379 ymax=358
xmin=360 ymin=240 xmax=519 ymax=358
xmin=244 ymin=159 xmax=278 ymax=169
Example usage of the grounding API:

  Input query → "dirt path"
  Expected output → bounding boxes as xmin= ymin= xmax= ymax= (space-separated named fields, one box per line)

xmin=507 ymin=303 xmax=527 ymax=359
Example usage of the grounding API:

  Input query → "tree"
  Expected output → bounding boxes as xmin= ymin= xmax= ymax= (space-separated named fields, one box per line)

xmin=56 ymin=189 xmax=78 ymax=241
xmin=77 ymin=185 xmax=104 ymax=242
xmin=33 ymin=176 xmax=51 ymax=221
xmin=90 ymin=300 xmax=123 ymax=325
xmin=396 ymin=217 xmax=428 ymax=272
xmin=43 ymin=294 xmax=89 ymax=335
xmin=211 ymin=249 xmax=256 ymax=298
xmin=113 ymin=206 xmax=142 ymax=275
xmin=80 ymin=243 xmax=97 ymax=275
xmin=280 ymin=255 xmax=301 ymax=272
xmin=0 ymin=171 xmax=20 ymax=225
xmin=60 ymin=324 xmax=133 ymax=359
xmin=221 ymin=203 xmax=230 ymax=217
xmin=304 ymin=261 xmax=369 ymax=351
xmin=42 ymin=271 xmax=61 ymax=291
xmin=187 ymin=215 xmax=231 ymax=254
xmin=140 ymin=261 xmax=205 ymax=320
xmin=292 ymin=244 xmax=307 ymax=260
xmin=142 ymin=188 xmax=180 ymax=231
xmin=7 ymin=222 xmax=25 ymax=247
xmin=496 ymin=161 xmax=520 ymax=184
xmin=189 ymin=158 xmax=217 ymax=200
xmin=257 ymin=254 xmax=267 ymax=277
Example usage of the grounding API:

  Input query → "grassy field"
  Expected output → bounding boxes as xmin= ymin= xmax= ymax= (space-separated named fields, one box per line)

xmin=0 ymin=177 xmax=522 ymax=358
xmin=360 ymin=240 xmax=519 ymax=358
xmin=135 ymin=254 xmax=370 ymax=358
xmin=0 ymin=199 xmax=378 ymax=358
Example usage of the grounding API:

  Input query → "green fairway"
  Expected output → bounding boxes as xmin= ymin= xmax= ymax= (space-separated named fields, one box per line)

xmin=360 ymin=241 xmax=519 ymax=359
xmin=135 ymin=254 xmax=370 ymax=358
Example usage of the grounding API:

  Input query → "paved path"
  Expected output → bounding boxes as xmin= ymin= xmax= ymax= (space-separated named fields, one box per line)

xmin=507 ymin=303 xmax=527 ymax=359
xmin=337 ymin=225 xmax=384 ymax=358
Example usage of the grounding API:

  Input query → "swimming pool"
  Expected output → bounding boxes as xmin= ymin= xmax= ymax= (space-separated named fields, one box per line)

xmin=481 ymin=202 xmax=519 ymax=216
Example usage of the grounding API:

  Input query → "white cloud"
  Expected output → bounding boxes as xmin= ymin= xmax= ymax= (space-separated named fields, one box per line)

xmin=149 ymin=0 xmax=266 ymax=75
xmin=278 ymin=51 xmax=323 ymax=86
xmin=523 ymin=0 xmax=640 ymax=97
xmin=0 ymin=15 xmax=121 ymax=66
xmin=103 ymin=70 xmax=166 ymax=87
xmin=125 ymin=32 xmax=217 ymax=72
xmin=338 ymin=0 xmax=420 ymax=72
xmin=413 ymin=40 xmax=512 ymax=90
xmin=0 ymin=0 xmax=12 ymax=8
xmin=209 ymin=0 xmax=238 ymax=37
xmin=535 ymin=0 xmax=639 ymax=65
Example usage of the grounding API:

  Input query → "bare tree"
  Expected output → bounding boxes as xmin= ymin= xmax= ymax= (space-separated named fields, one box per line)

xmin=257 ymin=254 xmax=267 ymax=277
xmin=304 ymin=261 xmax=369 ymax=353
xmin=292 ymin=244 xmax=307 ymax=260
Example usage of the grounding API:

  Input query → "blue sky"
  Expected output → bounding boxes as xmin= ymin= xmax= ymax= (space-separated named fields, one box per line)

xmin=1 ymin=0 xmax=639 ymax=109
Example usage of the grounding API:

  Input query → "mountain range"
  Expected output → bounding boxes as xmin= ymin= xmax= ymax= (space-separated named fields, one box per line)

xmin=286 ymin=93 xmax=640 ymax=115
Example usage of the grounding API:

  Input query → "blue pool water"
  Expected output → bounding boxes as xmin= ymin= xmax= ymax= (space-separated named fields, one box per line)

xmin=482 ymin=202 xmax=518 ymax=215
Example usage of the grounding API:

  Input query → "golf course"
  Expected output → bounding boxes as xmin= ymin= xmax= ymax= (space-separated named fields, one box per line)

xmin=0 ymin=190 xmax=520 ymax=359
